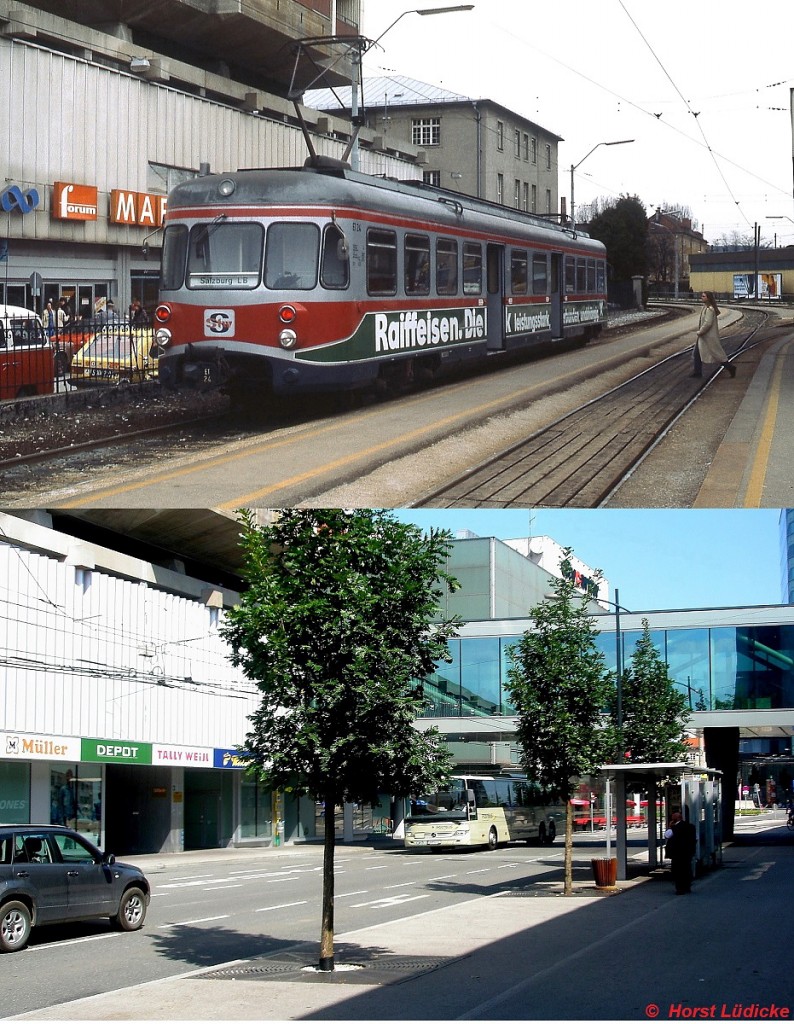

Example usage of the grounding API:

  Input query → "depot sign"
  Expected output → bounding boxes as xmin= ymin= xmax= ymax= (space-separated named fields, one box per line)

xmin=50 ymin=181 xmax=167 ymax=226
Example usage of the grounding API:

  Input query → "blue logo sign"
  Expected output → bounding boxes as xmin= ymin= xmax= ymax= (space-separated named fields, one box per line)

xmin=1 ymin=185 xmax=40 ymax=214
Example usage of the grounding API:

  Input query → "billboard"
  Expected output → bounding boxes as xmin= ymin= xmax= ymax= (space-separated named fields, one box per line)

xmin=732 ymin=273 xmax=782 ymax=300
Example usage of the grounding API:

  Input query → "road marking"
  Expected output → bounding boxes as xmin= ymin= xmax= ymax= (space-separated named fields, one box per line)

xmin=160 ymin=915 xmax=229 ymax=928
xmin=203 ymin=884 xmax=243 ymax=891
xmin=336 ymin=890 xmax=369 ymax=898
xmin=350 ymin=893 xmax=431 ymax=909
xmin=27 ymin=932 xmax=122 ymax=950
xmin=255 ymin=900 xmax=308 ymax=913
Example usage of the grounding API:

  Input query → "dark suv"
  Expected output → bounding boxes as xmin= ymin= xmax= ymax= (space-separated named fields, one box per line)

xmin=0 ymin=825 xmax=150 ymax=952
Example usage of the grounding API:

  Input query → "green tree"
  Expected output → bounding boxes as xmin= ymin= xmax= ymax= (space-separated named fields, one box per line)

xmin=220 ymin=508 xmax=460 ymax=971
xmin=587 ymin=194 xmax=648 ymax=284
xmin=615 ymin=619 xmax=690 ymax=763
xmin=506 ymin=551 xmax=614 ymax=895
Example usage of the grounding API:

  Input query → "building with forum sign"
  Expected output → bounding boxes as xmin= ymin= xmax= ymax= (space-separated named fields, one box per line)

xmin=0 ymin=1 xmax=427 ymax=318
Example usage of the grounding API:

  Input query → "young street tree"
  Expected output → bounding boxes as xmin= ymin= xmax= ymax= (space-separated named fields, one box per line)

xmin=506 ymin=551 xmax=614 ymax=895
xmin=220 ymin=508 xmax=460 ymax=972
xmin=615 ymin=618 xmax=691 ymax=763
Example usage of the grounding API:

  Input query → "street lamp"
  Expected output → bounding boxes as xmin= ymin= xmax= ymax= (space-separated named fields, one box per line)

xmin=569 ymin=139 xmax=634 ymax=232
xmin=650 ymin=213 xmax=682 ymax=300
xmin=350 ymin=5 xmax=474 ymax=169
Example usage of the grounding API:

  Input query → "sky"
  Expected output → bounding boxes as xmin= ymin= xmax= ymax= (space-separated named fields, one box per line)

xmin=391 ymin=509 xmax=785 ymax=612
xmin=359 ymin=1 xmax=794 ymax=245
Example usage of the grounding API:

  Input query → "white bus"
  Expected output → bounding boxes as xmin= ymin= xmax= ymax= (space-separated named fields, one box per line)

xmin=403 ymin=774 xmax=563 ymax=851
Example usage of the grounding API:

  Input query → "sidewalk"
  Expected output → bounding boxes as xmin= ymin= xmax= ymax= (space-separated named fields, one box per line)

xmin=11 ymin=822 xmax=794 ymax=1021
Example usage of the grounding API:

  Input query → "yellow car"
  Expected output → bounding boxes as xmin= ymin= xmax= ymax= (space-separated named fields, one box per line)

xmin=70 ymin=325 xmax=157 ymax=387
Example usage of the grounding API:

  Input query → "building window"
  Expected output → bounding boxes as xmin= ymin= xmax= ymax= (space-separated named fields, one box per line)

xmin=546 ymin=189 xmax=552 ymax=214
xmin=496 ymin=174 xmax=504 ymax=204
xmin=523 ymin=133 xmax=529 ymax=161
xmin=531 ymin=183 xmax=537 ymax=212
xmin=496 ymin=120 xmax=504 ymax=151
xmin=514 ymin=179 xmax=521 ymax=209
xmin=531 ymin=137 xmax=537 ymax=164
xmin=545 ymin=144 xmax=551 ymax=170
xmin=412 ymin=118 xmax=440 ymax=147
xmin=423 ymin=170 xmax=441 ymax=186
xmin=522 ymin=182 xmax=529 ymax=211
xmin=514 ymin=129 xmax=521 ymax=158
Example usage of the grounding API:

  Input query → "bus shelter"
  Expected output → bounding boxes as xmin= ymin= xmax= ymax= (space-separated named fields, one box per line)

xmin=600 ymin=763 xmax=722 ymax=881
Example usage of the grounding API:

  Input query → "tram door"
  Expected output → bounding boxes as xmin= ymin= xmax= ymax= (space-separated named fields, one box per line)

xmin=550 ymin=252 xmax=564 ymax=338
xmin=486 ymin=244 xmax=506 ymax=351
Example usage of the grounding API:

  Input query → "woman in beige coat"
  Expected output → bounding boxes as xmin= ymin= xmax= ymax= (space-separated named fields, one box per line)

xmin=692 ymin=291 xmax=735 ymax=378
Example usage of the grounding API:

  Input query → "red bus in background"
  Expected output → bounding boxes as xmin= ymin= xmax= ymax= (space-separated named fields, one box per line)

xmin=0 ymin=306 xmax=55 ymax=400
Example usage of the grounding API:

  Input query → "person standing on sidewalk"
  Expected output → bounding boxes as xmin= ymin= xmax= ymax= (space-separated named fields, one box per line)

xmin=692 ymin=291 xmax=736 ymax=378
xmin=665 ymin=811 xmax=697 ymax=894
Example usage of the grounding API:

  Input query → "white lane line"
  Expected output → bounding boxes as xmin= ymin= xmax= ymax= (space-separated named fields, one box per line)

xmin=160 ymin=915 xmax=230 ymax=928
xmin=336 ymin=890 xmax=369 ymax=898
xmin=350 ymin=893 xmax=431 ymax=909
xmin=203 ymin=884 xmax=243 ymax=891
xmin=28 ymin=932 xmax=122 ymax=950
xmin=255 ymin=900 xmax=308 ymax=913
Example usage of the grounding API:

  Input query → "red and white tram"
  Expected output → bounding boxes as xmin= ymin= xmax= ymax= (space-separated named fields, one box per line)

xmin=154 ymin=159 xmax=607 ymax=400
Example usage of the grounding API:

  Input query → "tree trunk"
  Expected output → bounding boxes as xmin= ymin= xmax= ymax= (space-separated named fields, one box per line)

xmin=319 ymin=791 xmax=336 ymax=971
xmin=564 ymin=798 xmax=573 ymax=896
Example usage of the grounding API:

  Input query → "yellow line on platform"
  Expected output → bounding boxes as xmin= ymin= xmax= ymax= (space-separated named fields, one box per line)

xmin=741 ymin=343 xmax=789 ymax=507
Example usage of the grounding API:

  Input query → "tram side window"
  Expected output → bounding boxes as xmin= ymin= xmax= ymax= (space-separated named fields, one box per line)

xmin=160 ymin=225 xmax=189 ymax=290
xmin=367 ymin=229 xmax=397 ymax=295
xmin=576 ymin=259 xmax=587 ymax=294
xmin=405 ymin=233 xmax=431 ymax=295
xmin=463 ymin=242 xmax=482 ymax=295
xmin=436 ymin=238 xmax=458 ymax=296
xmin=532 ymin=254 xmax=548 ymax=296
xmin=596 ymin=261 xmax=606 ymax=293
xmin=586 ymin=258 xmax=596 ymax=293
xmin=188 ymin=222 xmax=264 ymax=289
xmin=265 ymin=223 xmax=319 ymax=290
xmin=320 ymin=224 xmax=350 ymax=290
xmin=565 ymin=256 xmax=576 ymax=294
xmin=510 ymin=250 xmax=528 ymax=295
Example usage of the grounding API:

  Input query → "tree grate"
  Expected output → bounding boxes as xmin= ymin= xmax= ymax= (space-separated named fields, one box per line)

xmin=197 ymin=954 xmax=467 ymax=985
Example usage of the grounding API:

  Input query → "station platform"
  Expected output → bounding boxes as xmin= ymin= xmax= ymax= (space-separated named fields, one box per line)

xmin=692 ymin=316 xmax=794 ymax=507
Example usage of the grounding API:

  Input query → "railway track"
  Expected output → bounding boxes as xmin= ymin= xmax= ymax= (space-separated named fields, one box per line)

xmin=413 ymin=310 xmax=772 ymax=509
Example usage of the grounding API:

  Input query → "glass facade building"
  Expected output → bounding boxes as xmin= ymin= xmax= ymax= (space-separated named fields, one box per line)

xmin=421 ymin=609 xmax=794 ymax=720
xmin=781 ymin=509 xmax=794 ymax=604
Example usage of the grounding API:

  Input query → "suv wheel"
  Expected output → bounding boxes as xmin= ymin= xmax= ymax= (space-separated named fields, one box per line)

xmin=111 ymin=887 xmax=147 ymax=931
xmin=0 ymin=901 xmax=32 ymax=953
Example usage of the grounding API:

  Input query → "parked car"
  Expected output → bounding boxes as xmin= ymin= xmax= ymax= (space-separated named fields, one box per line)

xmin=0 ymin=824 xmax=150 ymax=952
xmin=52 ymin=319 xmax=101 ymax=375
xmin=69 ymin=323 xmax=157 ymax=387
xmin=0 ymin=306 xmax=55 ymax=400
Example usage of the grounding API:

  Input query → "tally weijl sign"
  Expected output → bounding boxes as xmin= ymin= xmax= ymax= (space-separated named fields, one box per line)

xmin=51 ymin=182 xmax=167 ymax=226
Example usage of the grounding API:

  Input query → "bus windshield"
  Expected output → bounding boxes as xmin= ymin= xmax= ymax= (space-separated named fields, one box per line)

xmin=407 ymin=784 xmax=470 ymax=822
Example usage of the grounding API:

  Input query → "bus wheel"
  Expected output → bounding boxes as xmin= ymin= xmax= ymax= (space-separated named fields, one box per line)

xmin=487 ymin=826 xmax=498 ymax=851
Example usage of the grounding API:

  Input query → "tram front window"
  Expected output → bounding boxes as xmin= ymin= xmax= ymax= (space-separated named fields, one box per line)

xmin=187 ymin=222 xmax=263 ymax=288
xmin=265 ymin=222 xmax=320 ymax=290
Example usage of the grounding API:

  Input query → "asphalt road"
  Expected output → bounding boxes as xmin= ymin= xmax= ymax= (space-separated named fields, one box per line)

xmin=0 ymin=838 xmax=602 ymax=1017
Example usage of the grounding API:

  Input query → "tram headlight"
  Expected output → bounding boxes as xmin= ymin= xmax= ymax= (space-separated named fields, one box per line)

xmin=278 ymin=328 xmax=298 ymax=349
xmin=218 ymin=178 xmax=236 ymax=197
xmin=154 ymin=328 xmax=172 ymax=348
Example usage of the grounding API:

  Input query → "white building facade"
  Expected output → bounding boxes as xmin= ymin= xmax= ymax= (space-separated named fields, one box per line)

xmin=0 ymin=512 xmax=276 ymax=854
